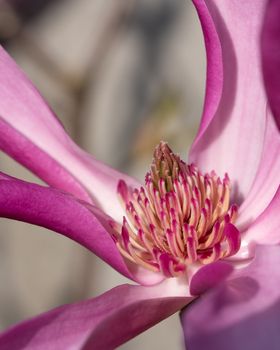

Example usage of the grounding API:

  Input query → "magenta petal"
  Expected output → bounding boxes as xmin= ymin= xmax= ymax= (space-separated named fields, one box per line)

xmin=181 ymin=245 xmax=280 ymax=350
xmin=0 ymin=173 xmax=132 ymax=279
xmin=0 ymin=173 xmax=164 ymax=285
xmin=0 ymin=279 xmax=193 ymax=350
xmin=190 ymin=1 xmax=268 ymax=200
xmin=190 ymin=0 xmax=223 ymax=146
xmin=189 ymin=261 xmax=233 ymax=296
xmin=0 ymin=46 xmax=140 ymax=222
xmin=261 ymin=0 xmax=280 ymax=130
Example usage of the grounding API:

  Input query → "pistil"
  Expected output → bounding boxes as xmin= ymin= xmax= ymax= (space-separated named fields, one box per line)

xmin=111 ymin=142 xmax=240 ymax=277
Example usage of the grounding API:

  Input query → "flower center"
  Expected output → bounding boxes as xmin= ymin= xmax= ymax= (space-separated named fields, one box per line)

xmin=111 ymin=142 xmax=241 ymax=277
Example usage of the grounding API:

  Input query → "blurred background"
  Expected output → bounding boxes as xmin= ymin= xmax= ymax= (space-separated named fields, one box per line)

xmin=0 ymin=0 xmax=205 ymax=348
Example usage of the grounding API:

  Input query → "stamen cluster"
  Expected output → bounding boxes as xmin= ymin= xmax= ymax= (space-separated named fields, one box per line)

xmin=111 ymin=142 xmax=240 ymax=277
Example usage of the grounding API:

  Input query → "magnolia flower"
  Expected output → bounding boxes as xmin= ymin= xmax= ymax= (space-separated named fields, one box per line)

xmin=0 ymin=1 xmax=279 ymax=349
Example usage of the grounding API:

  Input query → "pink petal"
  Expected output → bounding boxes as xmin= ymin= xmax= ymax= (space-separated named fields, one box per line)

xmin=0 ymin=46 xmax=140 ymax=222
xmin=190 ymin=1 xmax=268 ymax=201
xmin=0 ymin=173 xmax=163 ymax=285
xmin=0 ymin=172 xmax=131 ymax=279
xmin=190 ymin=0 xmax=223 ymax=146
xmin=238 ymin=111 xmax=280 ymax=229
xmin=243 ymin=186 xmax=280 ymax=245
xmin=181 ymin=245 xmax=280 ymax=350
xmin=0 ymin=278 xmax=193 ymax=350
xmin=261 ymin=0 xmax=280 ymax=130
xmin=189 ymin=261 xmax=233 ymax=296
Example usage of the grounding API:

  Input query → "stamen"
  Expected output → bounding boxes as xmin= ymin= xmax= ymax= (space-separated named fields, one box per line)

xmin=111 ymin=142 xmax=241 ymax=277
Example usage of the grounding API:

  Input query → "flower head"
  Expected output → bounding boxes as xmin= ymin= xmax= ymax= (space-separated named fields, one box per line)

xmin=0 ymin=0 xmax=279 ymax=349
xmin=113 ymin=142 xmax=240 ymax=277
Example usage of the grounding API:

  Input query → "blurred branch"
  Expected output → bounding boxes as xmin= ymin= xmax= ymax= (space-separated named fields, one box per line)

xmin=0 ymin=2 xmax=22 ymax=41
xmin=0 ymin=0 xmax=66 ymax=42
xmin=73 ymin=0 xmax=135 ymax=141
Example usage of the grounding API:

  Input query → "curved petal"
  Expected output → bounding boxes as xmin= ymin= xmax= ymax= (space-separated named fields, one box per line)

xmin=189 ymin=261 xmax=233 ymax=296
xmin=0 ymin=46 xmax=140 ymax=222
xmin=237 ymin=111 xmax=280 ymax=229
xmin=0 ymin=279 xmax=193 ymax=350
xmin=181 ymin=245 xmax=280 ymax=350
xmin=243 ymin=186 xmax=280 ymax=245
xmin=190 ymin=0 xmax=268 ymax=201
xmin=0 ymin=173 xmax=164 ymax=285
xmin=261 ymin=0 xmax=280 ymax=130
xmin=0 ymin=172 xmax=132 ymax=280
xmin=190 ymin=0 xmax=223 ymax=145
